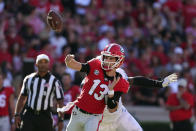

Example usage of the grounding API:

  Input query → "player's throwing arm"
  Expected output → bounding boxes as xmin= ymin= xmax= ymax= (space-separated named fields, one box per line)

xmin=65 ymin=54 xmax=82 ymax=71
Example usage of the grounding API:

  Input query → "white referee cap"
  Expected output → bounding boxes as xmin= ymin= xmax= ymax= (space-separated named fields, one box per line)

xmin=36 ymin=54 xmax=50 ymax=64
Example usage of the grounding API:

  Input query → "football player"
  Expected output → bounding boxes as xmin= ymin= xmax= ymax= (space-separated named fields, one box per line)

xmin=63 ymin=43 xmax=177 ymax=131
xmin=64 ymin=43 xmax=130 ymax=131
xmin=99 ymin=68 xmax=177 ymax=131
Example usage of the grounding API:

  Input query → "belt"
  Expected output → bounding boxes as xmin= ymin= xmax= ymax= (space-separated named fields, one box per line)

xmin=26 ymin=108 xmax=50 ymax=115
xmin=75 ymin=106 xmax=98 ymax=116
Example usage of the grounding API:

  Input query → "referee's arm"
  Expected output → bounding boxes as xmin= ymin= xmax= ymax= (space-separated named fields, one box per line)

xmin=54 ymin=80 xmax=64 ymax=131
xmin=14 ymin=77 xmax=28 ymax=128
xmin=57 ymin=99 xmax=64 ymax=131
xmin=54 ymin=80 xmax=64 ymax=117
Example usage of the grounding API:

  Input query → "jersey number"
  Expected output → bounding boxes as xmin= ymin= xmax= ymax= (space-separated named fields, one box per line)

xmin=0 ymin=94 xmax=6 ymax=107
xmin=88 ymin=79 xmax=108 ymax=100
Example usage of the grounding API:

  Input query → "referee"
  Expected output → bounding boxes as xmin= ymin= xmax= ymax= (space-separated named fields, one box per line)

xmin=14 ymin=54 xmax=64 ymax=131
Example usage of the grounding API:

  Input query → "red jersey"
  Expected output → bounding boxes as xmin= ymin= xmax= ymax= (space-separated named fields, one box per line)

xmin=64 ymin=85 xmax=81 ymax=114
xmin=163 ymin=0 xmax=183 ymax=13
xmin=166 ymin=92 xmax=194 ymax=121
xmin=0 ymin=87 xmax=14 ymax=116
xmin=75 ymin=58 xmax=129 ymax=114
xmin=183 ymin=4 xmax=196 ymax=27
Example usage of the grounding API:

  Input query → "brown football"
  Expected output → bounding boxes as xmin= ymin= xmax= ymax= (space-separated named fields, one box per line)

xmin=47 ymin=10 xmax=63 ymax=32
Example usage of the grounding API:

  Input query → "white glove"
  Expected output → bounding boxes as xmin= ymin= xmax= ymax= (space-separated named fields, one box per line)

xmin=162 ymin=73 xmax=178 ymax=87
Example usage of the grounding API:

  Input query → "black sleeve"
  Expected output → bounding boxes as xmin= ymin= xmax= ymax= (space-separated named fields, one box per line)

xmin=128 ymin=76 xmax=163 ymax=88
xmin=107 ymin=91 xmax=123 ymax=109
xmin=80 ymin=63 xmax=90 ymax=74
xmin=113 ymin=91 xmax=123 ymax=101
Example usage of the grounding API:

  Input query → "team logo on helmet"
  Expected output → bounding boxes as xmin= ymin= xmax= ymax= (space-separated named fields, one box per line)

xmin=94 ymin=70 xmax=99 ymax=75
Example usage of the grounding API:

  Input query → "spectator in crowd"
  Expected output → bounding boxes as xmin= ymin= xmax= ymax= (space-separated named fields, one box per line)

xmin=0 ymin=71 xmax=15 ymax=131
xmin=49 ymin=32 xmax=67 ymax=58
xmin=0 ymin=39 xmax=12 ymax=66
xmin=166 ymin=78 xmax=194 ymax=131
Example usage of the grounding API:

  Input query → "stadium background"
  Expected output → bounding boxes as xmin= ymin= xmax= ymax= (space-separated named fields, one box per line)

xmin=0 ymin=0 xmax=196 ymax=130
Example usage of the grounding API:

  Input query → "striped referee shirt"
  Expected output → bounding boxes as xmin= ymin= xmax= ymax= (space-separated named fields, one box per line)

xmin=20 ymin=72 xmax=64 ymax=111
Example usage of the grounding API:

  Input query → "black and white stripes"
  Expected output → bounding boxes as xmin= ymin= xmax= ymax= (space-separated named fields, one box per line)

xmin=20 ymin=72 xmax=64 ymax=111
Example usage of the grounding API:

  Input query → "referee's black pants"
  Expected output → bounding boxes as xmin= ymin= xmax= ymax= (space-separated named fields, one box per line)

xmin=172 ymin=119 xmax=193 ymax=131
xmin=20 ymin=108 xmax=53 ymax=131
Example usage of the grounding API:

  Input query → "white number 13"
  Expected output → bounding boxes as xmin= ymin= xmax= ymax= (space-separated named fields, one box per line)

xmin=88 ymin=79 xmax=108 ymax=100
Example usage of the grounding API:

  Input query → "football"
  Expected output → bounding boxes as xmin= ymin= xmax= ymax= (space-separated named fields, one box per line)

xmin=47 ymin=10 xmax=63 ymax=32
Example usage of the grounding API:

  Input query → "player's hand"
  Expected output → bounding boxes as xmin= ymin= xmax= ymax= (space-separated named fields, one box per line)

xmin=65 ymin=54 xmax=75 ymax=64
xmin=108 ymin=76 xmax=120 ymax=90
xmin=14 ymin=116 xmax=21 ymax=129
xmin=162 ymin=73 xmax=178 ymax=87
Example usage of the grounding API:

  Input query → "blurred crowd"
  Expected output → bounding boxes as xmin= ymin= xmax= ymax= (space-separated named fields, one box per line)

xmin=0 ymin=0 xmax=196 ymax=122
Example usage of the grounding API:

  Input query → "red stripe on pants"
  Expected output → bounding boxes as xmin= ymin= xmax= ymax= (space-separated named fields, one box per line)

xmin=97 ymin=114 xmax=103 ymax=131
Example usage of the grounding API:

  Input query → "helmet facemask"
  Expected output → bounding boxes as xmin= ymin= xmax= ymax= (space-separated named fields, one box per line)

xmin=101 ymin=51 xmax=124 ymax=71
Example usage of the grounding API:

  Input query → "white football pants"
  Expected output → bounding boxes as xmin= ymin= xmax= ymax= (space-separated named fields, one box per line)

xmin=66 ymin=106 xmax=102 ymax=131
xmin=99 ymin=107 xmax=143 ymax=131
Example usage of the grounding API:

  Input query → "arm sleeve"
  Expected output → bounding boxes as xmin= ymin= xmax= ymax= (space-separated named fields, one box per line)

xmin=129 ymin=76 xmax=163 ymax=88
xmin=20 ymin=77 xmax=28 ymax=96
xmin=80 ymin=63 xmax=90 ymax=74
xmin=54 ymin=80 xmax=64 ymax=100
xmin=107 ymin=91 xmax=123 ymax=109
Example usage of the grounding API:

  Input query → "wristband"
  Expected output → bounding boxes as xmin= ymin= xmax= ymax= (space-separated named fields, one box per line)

xmin=108 ymin=90 xmax=114 ymax=95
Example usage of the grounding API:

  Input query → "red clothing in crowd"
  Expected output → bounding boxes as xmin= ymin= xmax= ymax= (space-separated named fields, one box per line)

xmin=5 ymin=34 xmax=24 ymax=50
xmin=63 ymin=85 xmax=81 ymax=114
xmin=152 ymin=51 xmax=169 ymax=65
xmin=45 ymin=0 xmax=64 ymax=13
xmin=0 ymin=87 xmax=14 ymax=116
xmin=0 ymin=51 xmax=12 ymax=65
xmin=166 ymin=92 xmax=194 ymax=121
xmin=163 ymin=0 xmax=183 ymax=13
xmin=183 ymin=4 xmax=196 ymax=27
